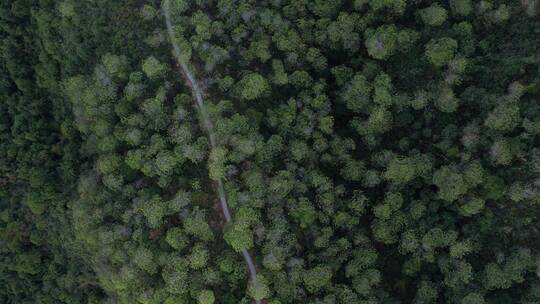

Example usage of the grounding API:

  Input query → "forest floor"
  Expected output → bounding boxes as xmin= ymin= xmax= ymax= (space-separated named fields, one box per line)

xmin=162 ymin=1 xmax=261 ymax=303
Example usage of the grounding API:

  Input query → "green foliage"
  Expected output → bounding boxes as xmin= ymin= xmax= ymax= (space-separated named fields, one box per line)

xmin=141 ymin=195 xmax=168 ymax=228
xmin=484 ymin=101 xmax=520 ymax=131
xmin=433 ymin=166 xmax=468 ymax=202
xmin=303 ymin=266 xmax=333 ymax=293
xmin=183 ymin=208 xmax=214 ymax=241
xmin=133 ymin=247 xmax=157 ymax=274
xmin=224 ymin=222 xmax=253 ymax=252
xmin=435 ymin=86 xmax=459 ymax=113
xmin=369 ymin=0 xmax=406 ymax=15
xmin=197 ymin=290 xmax=215 ymax=304
xmin=189 ymin=244 xmax=209 ymax=269
xmin=459 ymin=197 xmax=485 ymax=216
xmin=425 ymin=37 xmax=458 ymax=67
xmin=166 ymin=227 xmax=189 ymax=250
xmin=248 ymin=274 xmax=271 ymax=301
xmin=163 ymin=267 xmax=189 ymax=295
xmin=102 ymin=54 xmax=129 ymax=80
xmin=1 ymin=1 xmax=539 ymax=304
xmin=209 ymin=147 xmax=227 ymax=180
xmin=490 ymin=138 xmax=514 ymax=165
xmin=14 ymin=252 xmax=41 ymax=275
xmin=450 ymin=0 xmax=472 ymax=16
xmin=142 ymin=56 xmax=167 ymax=79
xmin=461 ymin=293 xmax=485 ymax=304
xmin=414 ymin=281 xmax=438 ymax=303
xmin=58 ymin=1 xmax=76 ymax=17
xmin=237 ymin=72 xmax=270 ymax=100
xmin=420 ymin=4 xmax=448 ymax=27
xmin=342 ymin=74 xmax=371 ymax=112
xmin=373 ymin=73 xmax=393 ymax=106
xmin=492 ymin=5 xmax=511 ymax=24
xmin=365 ymin=25 xmax=399 ymax=60
xmin=482 ymin=249 xmax=534 ymax=290
xmin=290 ymin=198 xmax=317 ymax=228
xmin=384 ymin=156 xmax=416 ymax=184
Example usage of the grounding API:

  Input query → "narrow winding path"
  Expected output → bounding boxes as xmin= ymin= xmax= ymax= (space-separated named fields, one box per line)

xmin=163 ymin=1 xmax=261 ymax=303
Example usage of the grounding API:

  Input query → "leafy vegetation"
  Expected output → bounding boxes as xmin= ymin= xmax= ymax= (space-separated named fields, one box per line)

xmin=1 ymin=1 xmax=539 ymax=303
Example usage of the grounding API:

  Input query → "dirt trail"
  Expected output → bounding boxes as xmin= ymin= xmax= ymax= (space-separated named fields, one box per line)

xmin=163 ymin=1 xmax=261 ymax=303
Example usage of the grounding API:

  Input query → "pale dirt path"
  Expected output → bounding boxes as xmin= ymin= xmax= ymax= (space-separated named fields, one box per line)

xmin=163 ymin=1 xmax=261 ymax=303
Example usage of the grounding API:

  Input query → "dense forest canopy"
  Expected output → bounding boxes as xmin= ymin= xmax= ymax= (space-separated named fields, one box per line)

xmin=1 ymin=0 xmax=539 ymax=303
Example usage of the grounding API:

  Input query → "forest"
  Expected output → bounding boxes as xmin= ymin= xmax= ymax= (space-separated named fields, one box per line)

xmin=0 ymin=0 xmax=539 ymax=303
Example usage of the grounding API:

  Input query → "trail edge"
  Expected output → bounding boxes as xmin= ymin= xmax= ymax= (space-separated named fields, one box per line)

xmin=162 ymin=1 xmax=262 ymax=303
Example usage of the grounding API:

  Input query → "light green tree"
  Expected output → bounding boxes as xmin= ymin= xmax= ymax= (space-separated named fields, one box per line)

xmin=425 ymin=38 xmax=458 ymax=67
xmin=365 ymin=25 xmax=399 ymax=60
xmin=433 ymin=166 xmax=468 ymax=201
xmin=197 ymin=290 xmax=215 ymax=304
xmin=142 ymin=56 xmax=166 ymax=79
xmin=450 ymin=0 xmax=472 ymax=16
xmin=223 ymin=222 xmax=253 ymax=252
xmin=237 ymin=72 xmax=270 ymax=100
xmin=166 ymin=227 xmax=189 ymax=251
xmin=303 ymin=265 xmax=333 ymax=293
xmin=420 ymin=4 xmax=448 ymax=26
xmin=248 ymin=274 xmax=271 ymax=301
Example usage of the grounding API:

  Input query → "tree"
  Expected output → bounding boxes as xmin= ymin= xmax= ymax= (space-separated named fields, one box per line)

xmin=420 ymin=4 xmax=448 ymax=27
xmin=346 ymin=248 xmax=378 ymax=278
xmin=289 ymin=198 xmax=317 ymax=228
xmin=236 ymin=72 xmax=270 ymax=100
xmin=352 ymin=268 xmax=381 ymax=295
xmin=248 ymin=274 xmax=271 ymax=301
xmin=14 ymin=252 xmax=41 ymax=275
xmin=140 ymin=4 xmax=157 ymax=21
xmin=425 ymin=38 xmax=458 ymax=67
xmin=365 ymin=25 xmax=399 ymax=60
xmin=96 ymin=154 xmax=121 ymax=175
xmin=435 ymin=86 xmax=459 ymax=113
xmin=142 ymin=56 xmax=166 ymax=79
xmin=433 ymin=166 xmax=468 ymax=202
xmin=133 ymin=247 xmax=157 ymax=275
xmin=450 ymin=0 xmax=472 ymax=16
xmin=223 ymin=222 xmax=253 ymax=252
xmin=209 ymin=147 xmax=227 ymax=181
xmin=414 ymin=281 xmax=438 ymax=303
xmin=166 ymin=227 xmax=189 ymax=251
xmin=140 ymin=195 xmax=167 ymax=228
xmin=490 ymin=138 xmax=514 ymax=165
xmin=2 ymin=1 xmax=539 ymax=303
xmin=422 ymin=228 xmax=457 ymax=249
xmin=366 ymin=106 xmax=393 ymax=134
xmin=373 ymin=73 xmax=393 ymax=106
xmin=155 ymin=150 xmax=178 ymax=177
xmin=163 ymin=267 xmax=189 ymax=295
xmin=374 ymin=192 xmax=403 ymax=220
xmin=183 ymin=208 xmax=214 ymax=241
xmin=491 ymin=5 xmax=511 ymax=24
xmin=124 ymin=72 xmax=145 ymax=101
xmin=188 ymin=244 xmax=209 ymax=269
xmin=303 ymin=265 xmax=333 ymax=293
xmin=341 ymin=158 xmax=366 ymax=181
xmin=198 ymin=290 xmax=215 ymax=304
xmin=342 ymin=74 xmax=372 ymax=112
xmin=102 ymin=54 xmax=129 ymax=80
xmin=369 ymin=0 xmax=406 ymax=15
xmin=450 ymin=240 xmax=473 ymax=258
xmin=484 ymin=101 xmax=520 ymax=131
xmin=459 ymin=197 xmax=485 ymax=216
xmin=384 ymin=156 xmax=416 ymax=184
xmin=461 ymin=293 xmax=485 ymax=304
xmin=58 ymin=1 xmax=76 ymax=17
